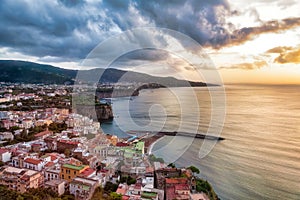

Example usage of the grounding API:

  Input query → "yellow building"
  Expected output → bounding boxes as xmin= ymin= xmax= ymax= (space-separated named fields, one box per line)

xmin=60 ymin=163 xmax=89 ymax=182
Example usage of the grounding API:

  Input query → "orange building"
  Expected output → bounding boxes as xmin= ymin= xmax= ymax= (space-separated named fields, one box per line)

xmin=60 ymin=163 xmax=89 ymax=182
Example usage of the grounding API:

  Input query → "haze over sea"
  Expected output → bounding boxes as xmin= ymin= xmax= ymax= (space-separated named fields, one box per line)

xmin=101 ymin=85 xmax=300 ymax=200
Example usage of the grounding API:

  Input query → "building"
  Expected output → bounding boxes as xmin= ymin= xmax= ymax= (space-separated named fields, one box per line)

xmin=44 ymin=136 xmax=57 ymax=151
xmin=69 ymin=177 xmax=98 ymax=200
xmin=22 ymin=119 xmax=33 ymax=129
xmin=45 ymin=165 xmax=61 ymax=181
xmin=0 ymin=166 xmax=44 ymax=193
xmin=12 ymin=154 xmax=27 ymax=168
xmin=155 ymin=168 xmax=182 ymax=189
xmin=57 ymin=139 xmax=79 ymax=153
xmin=0 ymin=149 xmax=11 ymax=162
xmin=165 ymin=178 xmax=190 ymax=200
xmin=45 ymin=179 xmax=67 ymax=196
xmin=34 ymin=130 xmax=53 ymax=140
xmin=190 ymin=193 xmax=210 ymax=200
xmin=60 ymin=163 xmax=89 ymax=182
xmin=31 ymin=143 xmax=43 ymax=153
xmin=23 ymin=157 xmax=44 ymax=171
xmin=0 ymin=119 xmax=15 ymax=129
xmin=0 ymin=131 xmax=14 ymax=141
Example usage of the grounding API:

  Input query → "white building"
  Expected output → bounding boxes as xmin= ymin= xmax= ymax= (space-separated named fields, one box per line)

xmin=45 ymin=166 xmax=60 ymax=181
xmin=0 ymin=149 xmax=11 ymax=163
xmin=0 ymin=132 xmax=14 ymax=141
xmin=23 ymin=157 xmax=44 ymax=171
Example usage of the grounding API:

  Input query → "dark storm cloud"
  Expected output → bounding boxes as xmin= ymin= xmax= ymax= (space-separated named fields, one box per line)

xmin=0 ymin=0 xmax=232 ymax=60
xmin=103 ymin=0 xmax=231 ymax=45
xmin=0 ymin=0 xmax=119 ymax=59
xmin=119 ymin=49 xmax=170 ymax=62
xmin=1 ymin=0 xmax=300 ymax=62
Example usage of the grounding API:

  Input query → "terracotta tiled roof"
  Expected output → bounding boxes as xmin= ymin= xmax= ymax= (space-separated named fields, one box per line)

xmin=24 ymin=158 xmax=42 ymax=165
xmin=50 ymin=155 xmax=58 ymax=161
xmin=165 ymin=178 xmax=188 ymax=184
xmin=175 ymin=184 xmax=190 ymax=190
xmin=35 ymin=130 xmax=53 ymax=137
xmin=58 ymin=140 xmax=79 ymax=145
xmin=45 ymin=161 xmax=55 ymax=168
xmin=0 ymin=149 xmax=8 ymax=154
xmin=79 ymin=168 xmax=95 ymax=178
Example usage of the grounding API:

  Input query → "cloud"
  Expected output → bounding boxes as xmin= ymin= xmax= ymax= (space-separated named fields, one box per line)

xmin=0 ymin=0 xmax=121 ymax=59
xmin=265 ymin=45 xmax=300 ymax=64
xmin=119 ymin=49 xmax=170 ymax=62
xmin=0 ymin=0 xmax=300 ymax=63
xmin=0 ymin=0 xmax=231 ymax=60
xmin=266 ymin=46 xmax=294 ymax=53
xmin=273 ymin=47 xmax=300 ymax=64
xmin=210 ymin=17 xmax=300 ymax=48
xmin=220 ymin=60 xmax=267 ymax=70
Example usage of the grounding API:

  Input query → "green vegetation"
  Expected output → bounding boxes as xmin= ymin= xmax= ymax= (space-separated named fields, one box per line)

xmin=0 ymin=122 xmax=67 ymax=147
xmin=119 ymin=175 xmax=136 ymax=185
xmin=0 ymin=60 xmax=75 ymax=84
xmin=188 ymin=165 xmax=200 ymax=174
xmin=109 ymin=192 xmax=122 ymax=200
xmin=0 ymin=60 xmax=207 ymax=86
xmin=64 ymin=149 xmax=71 ymax=158
xmin=167 ymin=162 xmax=176 ymax=168
xmin=48 ymin=122 xmax=68 ymax=133
xmin=91 ymin=186 xmax=121 ymax=200
xmin=195 ymin=179 xmax=219 ymax=200
xmin=0 ymin=185 xmax=75 ymax=200
xmin=141 ymin=191 xmax=157 ymax=199
xmin=1 ymin=125 xmax=47 ymax=146
xmin=103 ymin=182 xmax=118 ymax=193
xmin=148 ymin=154 xmax=164 ymax=164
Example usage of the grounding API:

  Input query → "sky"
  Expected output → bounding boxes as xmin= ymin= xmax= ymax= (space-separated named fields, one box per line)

xmin=0 ymin=0 xmax=300 ymax=84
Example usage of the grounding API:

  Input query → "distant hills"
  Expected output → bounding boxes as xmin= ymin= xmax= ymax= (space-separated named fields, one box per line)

xmin=0 ymin=60 xmax=208 ymax=86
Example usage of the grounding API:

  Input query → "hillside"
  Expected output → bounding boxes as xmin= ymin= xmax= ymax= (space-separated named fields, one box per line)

xmin=0 ymin=60 xmax=208 ymax=86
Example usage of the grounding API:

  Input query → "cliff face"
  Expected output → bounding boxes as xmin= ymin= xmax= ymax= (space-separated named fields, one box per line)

xmin=96 ymin=104 xmax=114 ymax=122
xmin=73 ymin=104 xmax=113 ymax=123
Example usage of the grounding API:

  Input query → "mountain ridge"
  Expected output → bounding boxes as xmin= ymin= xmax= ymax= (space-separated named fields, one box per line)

xmin=0 ymin=60 xmax=208 ymax=86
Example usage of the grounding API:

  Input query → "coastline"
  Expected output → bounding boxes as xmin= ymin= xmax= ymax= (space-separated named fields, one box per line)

xmin=147 ymin=135 xmax=165 ymax=154
xmin=142 ymin=133 xmax=165 ymax=154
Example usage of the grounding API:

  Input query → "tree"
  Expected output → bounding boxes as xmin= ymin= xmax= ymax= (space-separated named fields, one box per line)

xmin=109 ymin=192 xmax=122 ymax=200
xmin=188 ymin=165 xmax=200 ymax=174
xmin=167 ymin=163 xmax=176 ymax=168
xmin=148 ymin=154 xmax=164 ymax=163
xmin=104 ymin=182 xmax=118 ymax=193
xmin=64 ymin=148 xmax=71 ymax=157
xmin=120 ymin=175 xmax=136 ymax=185
xmin=16 ymin=195 xmax=24 ymax=200
xmin=91 ymin=186 xmax=104 ymax=200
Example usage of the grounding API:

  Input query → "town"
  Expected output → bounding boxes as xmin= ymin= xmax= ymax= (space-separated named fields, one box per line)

xmin=0 ymin=82 xmax=218 ymax=200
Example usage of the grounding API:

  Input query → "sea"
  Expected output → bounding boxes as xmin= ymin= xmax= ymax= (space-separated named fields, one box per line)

xmin=101 ymin=85 xmax=300 ymax=200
